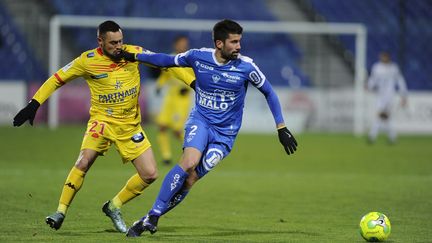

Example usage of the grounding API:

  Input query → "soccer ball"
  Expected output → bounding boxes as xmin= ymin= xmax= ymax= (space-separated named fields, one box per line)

xmin=359 ymin=212 xmax=391 ymax=242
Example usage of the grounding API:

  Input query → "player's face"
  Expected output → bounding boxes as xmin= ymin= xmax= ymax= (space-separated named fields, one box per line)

xmin=98 ymin=30 xmax=123 ymax=62
xmin=218 ymin=33 xmax=242 ymax=61
xmin=174 ymin=38 xmax=189 ymax=54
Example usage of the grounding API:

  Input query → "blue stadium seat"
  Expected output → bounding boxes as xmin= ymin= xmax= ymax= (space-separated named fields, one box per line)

xmin=0 ymin=3 xmax=45 ymax=81
xmin=309 ymin=0 xmax=432 ymax=90
xmin=48 ymin=0 xmax=310 ymax=87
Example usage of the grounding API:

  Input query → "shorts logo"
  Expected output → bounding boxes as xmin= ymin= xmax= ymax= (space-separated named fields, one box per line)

xmin=202 ymin=148 xmax=224 ymax=172
xmin=131 ymin=132 xmax=145 ymax=143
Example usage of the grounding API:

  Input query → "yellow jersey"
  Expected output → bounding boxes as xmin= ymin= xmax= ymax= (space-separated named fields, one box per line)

xmin=156 ymin=67 xmax=195 ymax=97
xmin=33 ymin=45 xmax=143 ymax=125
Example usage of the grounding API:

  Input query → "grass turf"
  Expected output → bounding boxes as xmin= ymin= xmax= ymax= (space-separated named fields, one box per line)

xmin=0 ymin=125 xmax=431 ymax=242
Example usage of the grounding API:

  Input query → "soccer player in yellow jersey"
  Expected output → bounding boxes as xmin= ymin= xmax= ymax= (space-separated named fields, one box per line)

xmin=13 ymin=21 xmax=193 ymax=233
xmin=155 ymin=36 xmax=195 ymax=165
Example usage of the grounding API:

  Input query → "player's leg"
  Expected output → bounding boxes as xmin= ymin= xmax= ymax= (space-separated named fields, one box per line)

xmin=382 ymin=112 xmax=397 ymax=144
xmin=127 ymin=120 xmax=208 ymax=237
xmin=157 ymin=125 xmax=172 ymax=165
xmin=46 ymin=149 xmax=99 ymax=230
xmin=156 ymin=96 xmax=174 ymax=165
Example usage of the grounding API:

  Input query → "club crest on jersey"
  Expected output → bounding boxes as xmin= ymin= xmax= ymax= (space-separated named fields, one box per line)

xmin=131 ymin=132 xmax=145 ymax=143
xmin=202 ymin=148 xmax=224 ymax=172
xmin=212 ymin=74 xmax=221 ymax=83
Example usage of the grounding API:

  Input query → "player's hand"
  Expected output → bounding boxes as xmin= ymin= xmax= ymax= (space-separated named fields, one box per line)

xmin=155 ymin=87 xmax=161 ymax=96
xmin=179 ymin=87 xmax=189 ymax=96
xmin=119 ymin=50 xmax=136 ymax=62
xmin=13 ymin=99 xmax=40 ymax=127
xmin=277 ymin=126 xmax=298 ymax=155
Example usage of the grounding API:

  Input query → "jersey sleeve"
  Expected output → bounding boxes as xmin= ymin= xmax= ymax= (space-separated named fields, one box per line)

xmin=246 ymin=59 xmax=266 ymax=88
xmin=174 ymin=49 xmax=197 ymax=67
xmin=33 ymin=55 xmax=86 ymax=104
xmin=395 ymin=65 xmax=408 ymax=96
xmin=166 ymin=67 xmax=196 ymax=87
xmin=367 ymin=64 xmax=378 ymax=90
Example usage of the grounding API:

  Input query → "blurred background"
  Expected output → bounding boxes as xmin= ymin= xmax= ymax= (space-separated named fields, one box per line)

xmin=1 ymin=0 xmax=431 ymax=134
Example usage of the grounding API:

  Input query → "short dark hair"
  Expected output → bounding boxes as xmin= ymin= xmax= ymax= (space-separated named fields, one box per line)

xmin=97 ymin=20 xmax=121 ymax=37
xmin=212 ymin=19 xmax=243 ymax=43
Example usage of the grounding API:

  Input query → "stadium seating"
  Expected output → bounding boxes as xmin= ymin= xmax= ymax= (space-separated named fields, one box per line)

xmin=47 ymin=0 xmax=310 ymax=87
xmin=308 ymin=0 xmax=432 ymax=90
xmin=0 ymin=3 xmax=45 ymax=81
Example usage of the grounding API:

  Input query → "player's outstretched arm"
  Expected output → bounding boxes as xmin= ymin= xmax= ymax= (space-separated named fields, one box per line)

xmin=277 ymin=125 xmax=298 ymax=155
xmin=119 ymin=50 xmax=177 ymax=67
xmin=13 ymin=99 xmax=40 ymax=126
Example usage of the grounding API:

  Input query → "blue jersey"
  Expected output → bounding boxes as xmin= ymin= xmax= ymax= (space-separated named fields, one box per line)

xmin=174 ymin=48 xmax=268 ymax=135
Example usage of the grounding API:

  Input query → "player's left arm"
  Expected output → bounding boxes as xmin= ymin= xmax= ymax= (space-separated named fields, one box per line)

xmin=395 ymin=66 xmax=408 ymax=106
xmin=166 ymin=67 xmax=196 ymax=91
xmin=258 ymin=80 xmax=298 ymax=155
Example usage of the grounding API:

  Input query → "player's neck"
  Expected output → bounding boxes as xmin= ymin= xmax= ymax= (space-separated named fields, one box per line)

xmin=214 ymin=50 xmax=229 ymax=64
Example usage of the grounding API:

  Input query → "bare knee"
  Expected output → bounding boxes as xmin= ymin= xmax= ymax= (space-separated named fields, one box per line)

xmin=184 ymin=171 xmax=199 ymax=189
xmin=139 ymin=168 xmax=158 ymax=184
xmin=74 ymin=151 xmax=97 ymax=172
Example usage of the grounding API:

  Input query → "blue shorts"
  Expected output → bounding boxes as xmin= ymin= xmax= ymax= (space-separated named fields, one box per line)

xmin=183 ymin=116 xmax=236 ymax=178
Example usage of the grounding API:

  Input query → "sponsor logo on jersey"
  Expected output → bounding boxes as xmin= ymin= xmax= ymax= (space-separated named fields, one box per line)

xmin=195 ymin=60 xmax=214 ymax=71
xmin=91 ymin=73 xmax=108 ymax=79
xmin=221 ymin=72 xmax=240 ymax=83
xmin=197 ymin=88 xmax=235 ymax=111
xmin=87 ymin=52 xmax=95 ymax=58
xmin=229 ymin=65 xmax=241 ymax=71
xmin=202 ymin=148 xmax=224 ymax=172
xmin=62 ymin=61 xmax=74 ymax=72
xmin=249 ymin=71 xmax=262 ymax=85
xmin=98 ymin=86 xmax=138 ymax=103
xmin=131 ymin=132 xmax=145 ymax=143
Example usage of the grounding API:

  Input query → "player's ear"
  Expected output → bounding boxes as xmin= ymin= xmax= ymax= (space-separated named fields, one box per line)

xmin=97 ymin=36 xmax=103 ymax=47
xmin=215 ymin=40 xmax=223 ymax=50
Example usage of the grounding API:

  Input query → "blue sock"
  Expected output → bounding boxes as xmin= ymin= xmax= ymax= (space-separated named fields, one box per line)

xmin=162 ymin=188 xmax=190 ymax=216
xmin=149 ymin=165 xmax=188 ymax=216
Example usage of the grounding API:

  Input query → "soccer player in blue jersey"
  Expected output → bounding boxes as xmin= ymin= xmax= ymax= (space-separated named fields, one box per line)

xmin=120 ymin=19 xmax=298 ymax=237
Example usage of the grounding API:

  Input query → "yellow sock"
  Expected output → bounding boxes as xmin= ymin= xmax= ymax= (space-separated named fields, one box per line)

xmin=157 ymin=131 xmax=171 ymax=161
xmin=111 ymin=174 xmax=149 ymax=209
xmin=57 ymin=166 xmax=85 ymax=214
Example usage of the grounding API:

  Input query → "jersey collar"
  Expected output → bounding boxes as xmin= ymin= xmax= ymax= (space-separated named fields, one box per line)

xmin=212 ymin=49 xmax=231 ymax=66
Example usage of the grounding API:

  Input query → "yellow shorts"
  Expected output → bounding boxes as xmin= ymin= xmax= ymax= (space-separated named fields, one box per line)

xmin=156 ymin=94 xmax=192 ymax=131
xmin=80 ymin=119 xmax=151 ymax=163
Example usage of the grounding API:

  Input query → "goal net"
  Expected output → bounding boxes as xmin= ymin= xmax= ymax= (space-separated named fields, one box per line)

xmin=48 ymin=15 xmax=367 ymax=135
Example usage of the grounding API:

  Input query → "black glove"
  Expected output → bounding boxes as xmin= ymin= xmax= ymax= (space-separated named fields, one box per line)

xmin=155 ymin=87 xmax=161 ymax=96
xmin=13 ymin=99 xmax=40 ymax=126
xmin=278 ymin=126 xmax=298 ymax=155
xmin=189 ymin=80 xmax=196 ymax=91
xmin=119 ymin=50 xmax=136 ymax=62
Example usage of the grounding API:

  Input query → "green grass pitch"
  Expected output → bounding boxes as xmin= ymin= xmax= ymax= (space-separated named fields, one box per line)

xmin=1 ymin=125 xmax=431 ymax=242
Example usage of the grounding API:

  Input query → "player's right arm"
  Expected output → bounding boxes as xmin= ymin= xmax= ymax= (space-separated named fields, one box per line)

xmin=13 ymin=55 xmax=86 ymax=126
